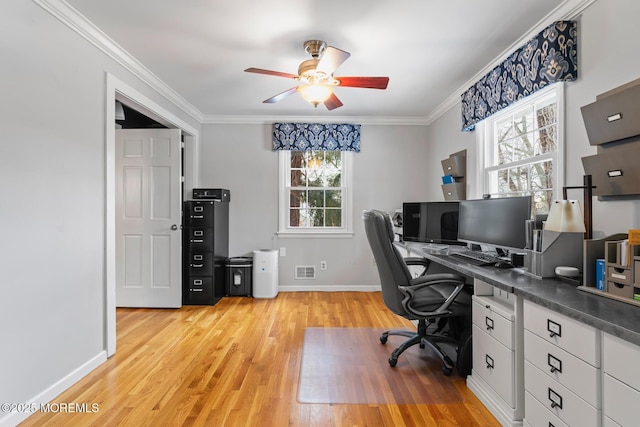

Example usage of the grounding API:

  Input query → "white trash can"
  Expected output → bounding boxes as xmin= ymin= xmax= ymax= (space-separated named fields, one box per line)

xmin=252 ymin=249 xmax=279 ymax=298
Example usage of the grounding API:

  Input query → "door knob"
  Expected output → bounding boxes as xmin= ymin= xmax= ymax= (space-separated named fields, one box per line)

xmin=171 ymin=224 xmax=179 ymax=230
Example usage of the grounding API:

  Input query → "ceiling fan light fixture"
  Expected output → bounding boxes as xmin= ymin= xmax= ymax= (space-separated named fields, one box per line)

xmin=298 ymin=83 xmax=333 ymax=107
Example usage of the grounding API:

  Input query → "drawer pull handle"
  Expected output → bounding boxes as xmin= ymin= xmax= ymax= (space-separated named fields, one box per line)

xmin=547 ymin=319 xmax=562 ymax=338
xmin=548 ymin=353 xmax=562 ymax=374
xmin=485 ymin=316 xmax=494 ymax=331
xmin=548 ymin=388 xmax=563 ymax=410
xmin=191 ymin=215 xmax=204 ymax=219
xmin=485 ymin=354 xmax=494 ymax=370
xmin=194 ymin=255 xmax=203 ymax=261
xmin=191 ymin=264 xmax=204 ymax=268
xmin=191 ymin=239 xmax=204 ymax=243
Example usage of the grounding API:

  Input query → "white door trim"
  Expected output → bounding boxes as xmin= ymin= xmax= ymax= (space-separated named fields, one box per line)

xmin=105 ymin=73 xmax=199 ymax=357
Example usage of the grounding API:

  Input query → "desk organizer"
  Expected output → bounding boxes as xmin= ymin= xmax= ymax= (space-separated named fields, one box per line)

xmin=525 ymin=230 xmax=583 ymax=278
xmin=440 ymin=150 xmax=466 ymax=200
xmin=579 ymin=233 xmax=640 ymax=307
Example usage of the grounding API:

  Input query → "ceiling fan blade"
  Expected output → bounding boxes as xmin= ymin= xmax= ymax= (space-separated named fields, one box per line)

xmin=316 ymin=46 xmax=351 ymax=75
xmin=263 ymin=87 xmax=299 ymax=104
xmin=245 ymin=67 xmax=299 ymax=79
xmin=335 ymin=76 xmax=389 ymax=89
xmin=324 ymin=92 xmax=343 ymax=111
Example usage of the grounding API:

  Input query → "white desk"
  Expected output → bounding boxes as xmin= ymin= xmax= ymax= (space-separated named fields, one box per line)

xmin=402 ymin=242 xmax=640 ymax=427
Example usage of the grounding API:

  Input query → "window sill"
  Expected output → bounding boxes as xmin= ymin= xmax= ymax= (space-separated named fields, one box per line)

xmin=276 ymin=231 xmax=354 ymax=239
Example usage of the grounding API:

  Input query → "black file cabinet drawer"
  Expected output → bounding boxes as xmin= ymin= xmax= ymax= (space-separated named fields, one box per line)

xmin=187 ymin=253 xmax=213 ymax=276
xmin=186 ymin=228 xmax=214 ymax=251
xmin=185 ymin=277 xmax=214 ymax=305
xmin=184 ymin=202 xmax=214 ymax=227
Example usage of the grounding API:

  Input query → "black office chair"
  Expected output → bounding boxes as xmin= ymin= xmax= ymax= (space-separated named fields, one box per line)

xmin=363 ymin=209 xmax=471 ymax=375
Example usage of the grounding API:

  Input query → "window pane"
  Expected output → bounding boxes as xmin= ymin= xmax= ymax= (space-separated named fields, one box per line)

xmin=529 ymin=160 xmax=553 ymax=191
xmin=291 ymin=151 xmax=306 ymax=168
xmin=290 ymin=190 xmax=306 ymax=208
xmin=310 ymin=208 xmax=324 ymax=227
xmin=307 ymin=190 xmax=324 ymax=207
xmin=510 ymin=165 xmax=529 ymax=192
xmin=495 ymin=117 xmax=514 ymax=142
xmin=497 ymin=141 xmax=513 ymax=165
xmin=535 ymin=125 xmax=556 ymax=154
xmin=535 ymin=102 xmax=557 ymax=128
xmin=291 ymin=169 xmax=306 ymax=187
xmin=307 ymin=169 xmax=323 ymax=187
xmin=513 ymin=107 xmax=534 ymax=135
xmin=325 ymin=209 xmax=342 ymax=227
xmin=513 ymin=132 xmax=534 ymax=161
xmin=532 ymin=190 xmax=553 ymax=214
xmin=326 ymin=190 xmax=341 ymax=207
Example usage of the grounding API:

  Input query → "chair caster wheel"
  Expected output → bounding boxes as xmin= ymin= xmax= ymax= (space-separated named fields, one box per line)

xmin=380 ymin=335 xmax=388 ymax=344
xmin=388 ymin=357 xmax=398 ymax=367
xmin=442 ymin=366 xmax=453 ymax=376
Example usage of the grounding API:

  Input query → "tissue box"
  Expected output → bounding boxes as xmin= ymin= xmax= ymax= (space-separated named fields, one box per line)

xmin=596 ymin=259 xmax=606 ymax=290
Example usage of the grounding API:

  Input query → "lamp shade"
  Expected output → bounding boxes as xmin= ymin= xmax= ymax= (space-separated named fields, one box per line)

xmin=544 ymin=200 xmax=586 ymax=233
xmin=298 ymin=84 xmax=333 ymax=106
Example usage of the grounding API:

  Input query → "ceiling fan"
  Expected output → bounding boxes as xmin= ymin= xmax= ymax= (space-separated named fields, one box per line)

xmin=244 ymin=40 xmax=389 ymax=110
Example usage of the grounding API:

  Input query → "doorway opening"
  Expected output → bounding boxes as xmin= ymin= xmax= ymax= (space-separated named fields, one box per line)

xmin=105 ymin=73 xmax=199 ymax=357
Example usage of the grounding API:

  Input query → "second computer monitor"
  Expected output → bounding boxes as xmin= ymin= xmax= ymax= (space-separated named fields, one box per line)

xmin=458 ymin=196 xmax=532 ymax=251
xmin=402 ymin=201 xmax=462 ymax=245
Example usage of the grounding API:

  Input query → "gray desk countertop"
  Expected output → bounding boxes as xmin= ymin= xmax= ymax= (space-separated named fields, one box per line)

xmin=403 ymin=242 xmax=640 ymax=347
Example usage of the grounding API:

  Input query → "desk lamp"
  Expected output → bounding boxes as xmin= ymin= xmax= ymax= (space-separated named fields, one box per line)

xmin=544 ymin=175 xmax=595 ymax=240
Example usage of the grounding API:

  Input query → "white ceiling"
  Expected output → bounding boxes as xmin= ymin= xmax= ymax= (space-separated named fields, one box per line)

xmin=65 ymin=0 xmax=569 ymax=122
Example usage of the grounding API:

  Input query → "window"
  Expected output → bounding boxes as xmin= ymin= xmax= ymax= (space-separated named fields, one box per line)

xmin=278 ymin=150 xmax=352 ymax=235
xmin=480 ymin=84 xmax=564 ymax=215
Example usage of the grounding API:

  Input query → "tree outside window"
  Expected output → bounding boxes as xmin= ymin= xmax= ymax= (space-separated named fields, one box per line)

xmin=485 ymin=88 xmax=560 ymax=216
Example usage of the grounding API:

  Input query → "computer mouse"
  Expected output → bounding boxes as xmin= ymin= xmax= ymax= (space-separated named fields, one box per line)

xmin=495 ymin=261 xmax=514 ymax=269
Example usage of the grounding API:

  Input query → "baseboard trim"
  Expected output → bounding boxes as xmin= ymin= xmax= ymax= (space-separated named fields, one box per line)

xmin=0 ymin=351 xmax=107 ymax=427
xmin=278 ymin=285 xmax=382 ymax=292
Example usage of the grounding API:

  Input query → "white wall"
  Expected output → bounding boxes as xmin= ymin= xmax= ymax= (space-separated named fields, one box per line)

xmin=425 ymin=0 xmax=640 ymax=237
xmin=199 ymin=124 xmax=431 ymax=289
xmin=0 ymin=2 xmax=199 ymax=425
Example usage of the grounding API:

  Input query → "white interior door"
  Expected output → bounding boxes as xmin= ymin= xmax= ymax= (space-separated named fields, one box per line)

xmin=115 ymin=128 xmax=182 ymax=308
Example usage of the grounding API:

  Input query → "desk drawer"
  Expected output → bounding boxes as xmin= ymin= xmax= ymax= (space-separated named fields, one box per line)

xmin=472 ymin=296 xmax=514 ymax=350
xmin=524 ymin=300 xmax=599 ymax=366
xmin=603 ymin=333 xmax=640 ymax=390
xmin=607 ymin=265 xmax=631 ymax=285
xmin=525 ymin=361 xmax=599 ymax=427
xmin=604 ymin=374 xmax=640 ymax=427
xmin=472 ymin=324 xmax=515 ymax=407
xmin=524 ymin=330 xmax=599 ymax=406
xmin=525 ymin=391 xmax=569 ymax=427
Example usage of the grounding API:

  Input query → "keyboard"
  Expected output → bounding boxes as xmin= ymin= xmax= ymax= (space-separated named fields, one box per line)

xmin=449 ymin=250 xmax=502 ymax=266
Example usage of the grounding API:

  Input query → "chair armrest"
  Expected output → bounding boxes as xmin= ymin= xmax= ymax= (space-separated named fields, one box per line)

xmin=399 ymin=273 xmax=466 ymax=318
xmin=404 ymin=257 xmax=430 ymax=277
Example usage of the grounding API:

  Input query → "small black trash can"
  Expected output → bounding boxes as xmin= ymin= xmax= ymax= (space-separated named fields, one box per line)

xmin=226 ymin=257 xmax=253 ymax=296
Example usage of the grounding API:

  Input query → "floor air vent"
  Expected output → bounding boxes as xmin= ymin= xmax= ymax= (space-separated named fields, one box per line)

xmin=295 ymin=265 xmax=316 ymax=280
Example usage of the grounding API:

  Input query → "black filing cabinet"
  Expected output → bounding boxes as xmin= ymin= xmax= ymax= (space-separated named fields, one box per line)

xmin=183 ymin=198 xmax=229 ymax=305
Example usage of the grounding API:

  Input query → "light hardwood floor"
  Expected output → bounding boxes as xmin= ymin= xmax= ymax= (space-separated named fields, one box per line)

xmin=20 ymin=292 xmax=499 ymax=426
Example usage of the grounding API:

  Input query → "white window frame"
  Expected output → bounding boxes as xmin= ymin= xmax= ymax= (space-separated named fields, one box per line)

xmin=277 ymin=150 xmax=353 ymax=237
xmin=474 ymin=83 xmax=565 ymax=213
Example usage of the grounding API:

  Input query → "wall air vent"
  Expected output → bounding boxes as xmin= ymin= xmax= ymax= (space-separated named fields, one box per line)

xmin=295 ymin=265 xmax=316 ymax=280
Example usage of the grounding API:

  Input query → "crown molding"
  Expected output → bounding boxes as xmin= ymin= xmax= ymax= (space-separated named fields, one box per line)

xmin=423 ymin=0 xmax=598 ymax=126
xmin=200 ymin=114 xmax=430 ymax=126
xmin=33 ymin=0 xmax=204 ymax=123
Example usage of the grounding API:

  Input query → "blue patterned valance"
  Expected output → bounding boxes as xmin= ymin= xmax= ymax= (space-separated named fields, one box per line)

xmin=272 ymin=123 xmax=361 ymax=152
xmin=461 ymin=20 xmax=577 ymax=132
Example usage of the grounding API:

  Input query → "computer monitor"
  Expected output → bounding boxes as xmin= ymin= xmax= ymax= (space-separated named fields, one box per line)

xmin=458 ymin=196 xmax=532 ymax=251
xmin=402 ymin=201 xmax=463 ymax=245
